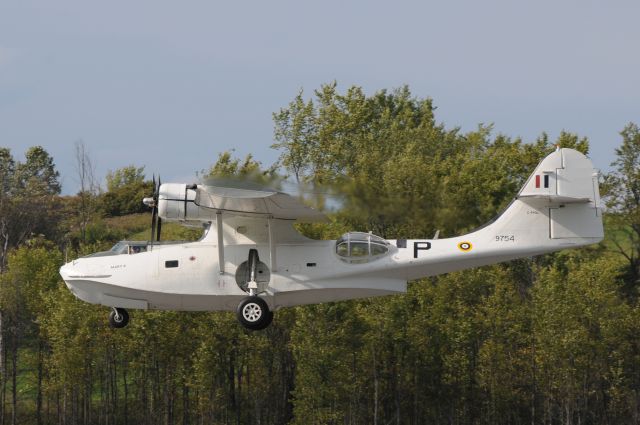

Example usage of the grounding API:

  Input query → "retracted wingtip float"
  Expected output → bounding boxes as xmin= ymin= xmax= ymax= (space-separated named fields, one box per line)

xmin=59 ymin=148 xmax=603 ymax=330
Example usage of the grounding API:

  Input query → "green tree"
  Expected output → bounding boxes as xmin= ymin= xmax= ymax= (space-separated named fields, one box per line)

xmin=532 ymin=253 xmax=636 ymax=423
xmin=603 ymin=122 xmax=640 ymax=296
xmin=0 ymin=146 xmax=62 ymax=268
xmin=14 ymin=146 xmax=61 ymax=195
xmin=105 ymin=165 xmax=145 ymax=192
xmin=0 ymin=148 xmax=16 ymax=271
xmin=0 ymin=243 xmax=62 ymax=425
xmin=273 ymin=90 xmax=316 ymax=183
xmin=203 ymin=151 xmax=279 ymax=185
xmin=73 ymin=141 xmax=100 ymax=243
xmin=101 ymin=166 xmax=152 ymax=217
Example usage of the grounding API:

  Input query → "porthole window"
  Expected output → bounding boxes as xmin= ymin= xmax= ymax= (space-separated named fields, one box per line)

xmin=335 ymin=232 xmax=390 ymax=263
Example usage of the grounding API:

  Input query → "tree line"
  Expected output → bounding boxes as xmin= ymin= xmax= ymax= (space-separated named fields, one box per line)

xmin=0 ymin=83 xmax=639 ymax=424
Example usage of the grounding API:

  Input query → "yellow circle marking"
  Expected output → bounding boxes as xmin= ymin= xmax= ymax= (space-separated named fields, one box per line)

xmin=458 ymin=241 xmax=473 ymax=252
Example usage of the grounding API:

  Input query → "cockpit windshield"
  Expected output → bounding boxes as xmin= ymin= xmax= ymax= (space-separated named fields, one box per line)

xmin=109 ymin=241 xmax=148 ymax=255
xmin=335 ymin=232 xmax=390 ymax=263
xmin=110 ymin=242 xmax=128 ymax=254
xmin=84 ymin=240 xmax=177 ymax=258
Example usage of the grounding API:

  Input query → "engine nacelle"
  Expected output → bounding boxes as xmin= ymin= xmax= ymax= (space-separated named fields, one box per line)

xmin=157 ymin=183 xmax=213 ymax=225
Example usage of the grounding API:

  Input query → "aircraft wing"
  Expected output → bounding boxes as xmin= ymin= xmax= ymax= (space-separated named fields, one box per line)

xmin=194 ymin=185 xmax=327 ymax=222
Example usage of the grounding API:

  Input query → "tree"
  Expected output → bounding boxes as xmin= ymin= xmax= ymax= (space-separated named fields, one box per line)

xmin=0 ymin=146 xmax=62 ymax=270
xmin=74 ymin=141 xmax=100 ymax=243
xmin=204 ymin=151 xmax=277 ymax=181
xmin=105 ymin=165 xmax=145 ymax=192
xmin=0 ymin=242 xmax=62 ymax=425
xmin=272 ymin=90 xmax=316 ymax=183
xmin=532 ymin=253 xmax=636 ymax=423
xmin=271 ymin=84 xmax=587 ymax=239
xmin=14 ymin=146 xmax=61 ymax=195
xmin=603 ymin=122 xmax=640 ymax=296
xmin=101 ymin=166 xmax=152 ymax=216
xmin=2 ymin=88 xmax=639 ymax=424
xmin=0 ymin=148 xmax=16 ymax=271
xmin=0 ymin=146 xmax=62 ymax=423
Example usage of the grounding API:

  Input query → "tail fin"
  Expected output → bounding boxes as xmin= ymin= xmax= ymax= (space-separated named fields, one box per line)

xmin=518 ymin=148 xmax=603 ymax=239
xmin=483 ymin=148 xmax=603 ymax=246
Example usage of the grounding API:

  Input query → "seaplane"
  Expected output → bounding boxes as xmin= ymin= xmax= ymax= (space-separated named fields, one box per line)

xmin=59 ymin=148 xmax=604 ymax=330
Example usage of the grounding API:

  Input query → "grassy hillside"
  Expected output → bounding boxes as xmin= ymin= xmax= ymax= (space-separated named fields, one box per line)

xmin=90 ymin=213 xmax=203 ymax=243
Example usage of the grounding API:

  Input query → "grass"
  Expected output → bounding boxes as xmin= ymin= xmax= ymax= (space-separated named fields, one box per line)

xmin=105 ymin=213 xmax=202 ymax=242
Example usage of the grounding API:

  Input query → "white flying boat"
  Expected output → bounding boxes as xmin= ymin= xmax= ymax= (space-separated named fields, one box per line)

xmin=59 ymin=148 xmax=604 ymax=330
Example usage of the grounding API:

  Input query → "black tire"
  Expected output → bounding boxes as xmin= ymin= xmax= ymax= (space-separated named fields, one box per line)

xmin=252 ymin=310 xmax=274 ymax=331
xmin=236 ymin=296 xmax=270 ymax=330
xmin=109 ymin=308 xmax=130 ymax=328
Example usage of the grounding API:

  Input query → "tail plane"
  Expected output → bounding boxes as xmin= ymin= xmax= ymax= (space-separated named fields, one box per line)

xmin=397 ymin=148 xmax=604 ymax=280
xmin=512 ymin=147 xmax=603 ymax=240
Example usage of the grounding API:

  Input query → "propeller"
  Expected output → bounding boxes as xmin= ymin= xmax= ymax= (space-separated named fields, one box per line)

xmin=143 ymin=175 xmax=162 ymax=247
xmin=156 ymin=176 xmax=162 ymax=242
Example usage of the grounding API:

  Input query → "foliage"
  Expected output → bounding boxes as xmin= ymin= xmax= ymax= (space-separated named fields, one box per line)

xmin=101 ymin=166 xmax=153 ymax=217
xmin=0 ymin=86 xmax=638 ymax=425
xmin=273 ymin=84 xmax=589 ymax=238
xmin=0 ymin=146 xmax=62 ymax=271
xmin=202 ymin=151 xmax=281 ymax=190
xmin=105 ymin=165 xmax=146 ymax=192
xmin=603 ymin=123 xmax=640 ymax=297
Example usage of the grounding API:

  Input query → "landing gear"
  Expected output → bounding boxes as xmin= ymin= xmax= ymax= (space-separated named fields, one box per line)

xmin=236 ymin=297 xmax=273 ymax=330
xmin=247 ymin=249 xmax=260 ymax=296
xmin=235 ymin=249 xmax=273 ymax=330
xmin=109 ymin=307 xmax=129 ymax=328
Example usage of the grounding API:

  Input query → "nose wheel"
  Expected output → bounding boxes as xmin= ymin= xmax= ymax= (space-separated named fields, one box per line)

xmin=109 ymin=307 xmax=130 ymax=328
xmin=236 ymin=297 xmax=273 ymax=330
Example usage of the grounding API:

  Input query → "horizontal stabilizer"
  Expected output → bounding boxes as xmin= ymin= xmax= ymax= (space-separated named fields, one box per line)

xmin=517 ymin=194 xmax=591 ymax=204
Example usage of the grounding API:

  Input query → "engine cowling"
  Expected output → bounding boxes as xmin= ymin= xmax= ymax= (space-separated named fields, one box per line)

xmin=157 ymin=183 xmax=210 ymax=225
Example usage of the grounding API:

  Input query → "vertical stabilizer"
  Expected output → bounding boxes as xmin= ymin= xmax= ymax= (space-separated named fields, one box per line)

xmin=516 ymin=148 xmax=603 ymax=239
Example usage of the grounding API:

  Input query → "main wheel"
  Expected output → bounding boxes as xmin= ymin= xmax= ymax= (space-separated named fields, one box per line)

xmin=236 ymin=297 xmax=271 ymax=330
xmin=252 ymin=310 xmax=273 ymax=331
xmin=109 ymin=308 xmax=130 ymax=328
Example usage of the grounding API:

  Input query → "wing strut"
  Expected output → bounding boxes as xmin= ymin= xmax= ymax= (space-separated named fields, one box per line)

xmin=268 ymin=217 xmax=277 ymax=272
xmin=217 ymin=212 xmax=224 ymax=275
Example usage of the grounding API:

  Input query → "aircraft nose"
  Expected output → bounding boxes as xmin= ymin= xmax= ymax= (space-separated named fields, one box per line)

xmin=59 ymin=261 xmax=76 ymax=281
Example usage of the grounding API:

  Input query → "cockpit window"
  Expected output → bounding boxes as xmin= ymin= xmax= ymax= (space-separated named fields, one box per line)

xmin=110 ymin=242 xmax=128 ymax=255
xmin=109 ymin=241 xmax=148 ymax=255
xmin=128 ymin=244 xmax=147 ymax=254
xmin=335 ymin=232 xmax=390 ymax=263
xmin=84 ymin=240 xmax=155 ymax=258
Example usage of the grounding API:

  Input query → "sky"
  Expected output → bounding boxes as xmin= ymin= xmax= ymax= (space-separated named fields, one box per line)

xmin=1 ymin=0 xmax=638 ymax=194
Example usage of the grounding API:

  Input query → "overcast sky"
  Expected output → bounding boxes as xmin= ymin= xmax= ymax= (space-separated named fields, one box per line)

xmin=1 ymin=0 xmax=638 ymax=194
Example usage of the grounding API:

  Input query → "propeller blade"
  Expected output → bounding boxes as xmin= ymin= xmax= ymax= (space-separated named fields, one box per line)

xmin=184 ymin=185 xmax=188 ymax=220
xmin=150 ymin=205 xmax=157 ymax=244
xmin=148 ymin=174 xmax=161 ymax=248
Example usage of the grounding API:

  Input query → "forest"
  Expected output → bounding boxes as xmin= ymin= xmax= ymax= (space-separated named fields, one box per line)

xmin=0 ymin=83 xmax=639 ymax=425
